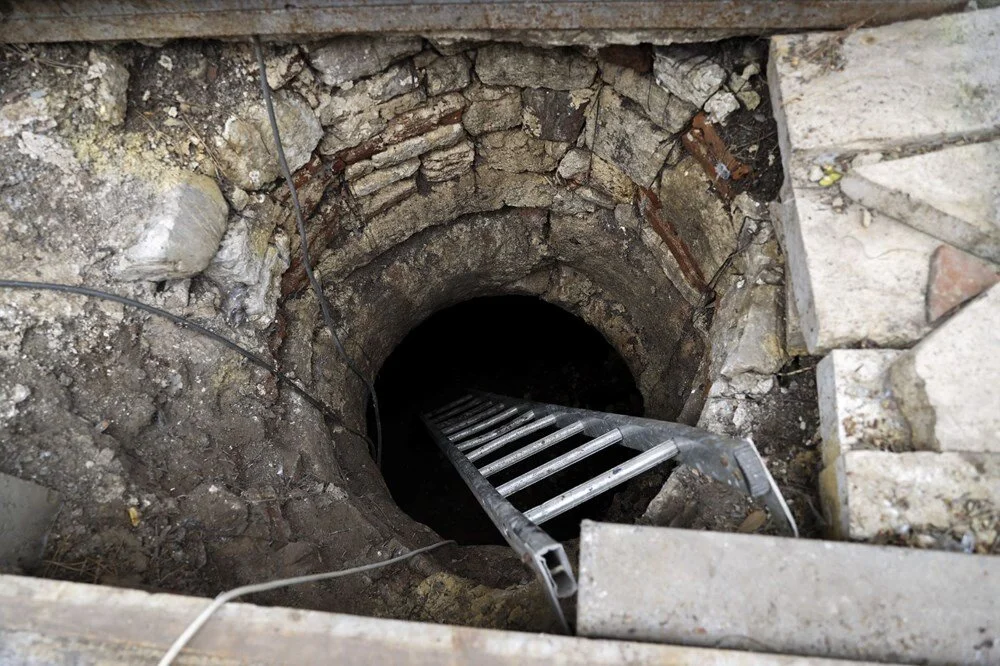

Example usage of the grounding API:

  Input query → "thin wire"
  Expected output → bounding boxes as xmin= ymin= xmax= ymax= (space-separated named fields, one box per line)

xmin=158 ymin=539 xmax=454 ymax=666
xmin=0 ymin=279 xmax=372 ymax=439
xmin=251 ymin=35 xmax=383 ymax=467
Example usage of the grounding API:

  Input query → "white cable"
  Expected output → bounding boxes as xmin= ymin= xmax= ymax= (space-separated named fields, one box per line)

xmin=158 ymin=540 xmax=454 ymax=666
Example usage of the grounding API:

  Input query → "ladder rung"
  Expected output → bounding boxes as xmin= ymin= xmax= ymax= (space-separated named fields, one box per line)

xmin=441 ymin=403 xmax=505 ymax=434
xmin=496 ymin=430 xmax=622 ymax=497
xmin=433 ymin=398 xmax=488 ymax=426
xmin=450 ymin=407 xmax=521 ymax=442
xmin=466 ymin=415 xmax=557 ymax=462
xmin=479 ymin=421 xmax=587 ymax=477
xmin=428 ymin=394 xmax=476 ymax=419
xmin=523 ymin=441 xmax=680 ymax=524
xmin=456 ymin=411 xmax=537 ymax=451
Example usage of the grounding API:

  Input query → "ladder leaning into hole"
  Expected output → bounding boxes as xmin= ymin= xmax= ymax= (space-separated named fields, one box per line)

xmin=421 ymin=391 xmax=798 ymax=632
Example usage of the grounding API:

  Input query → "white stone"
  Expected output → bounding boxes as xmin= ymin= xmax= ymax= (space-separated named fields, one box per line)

xmin=769 ymin=8 xmax=1000 ymax=154
xmin=889 ymin=284 xmax=1000 ymax=453
xmin=599 ymin=61 xmax=694 ymax=134
xmin=118 ymin=171 xmax=229 ymax=281
xmin=704 ymin=90 xmax=739 ymax=124
xmin=591 ymin=88 xmax=673 ymax=186
xmin=652 ymin=45 xmax=726 ymax=108
xmin=556 ymin=148 xmax=591 ymax=181
xmin=840 ymin=140 xmax=1000 ymax=263
xmin=820 ymin=450 xmax=1000 ymax=542
xmin=718 ymin=285 xmax=786 ymax=377
xmin=781 ymin=182 xmax=938 ymax=353
xmin=475 ymin=44 xmax=596 ymax=90
xmin=817 ymin=350 xmax=910 ymax=467
xmin=308 ymin=36 xmax=422 ymax=87
xmin=369 ymin=123 xmax=465 ymax=169
xmin=420 ymin=140 xmax=474 ymax=182
xmin=349 ymin=158 xmax=421 ymax=197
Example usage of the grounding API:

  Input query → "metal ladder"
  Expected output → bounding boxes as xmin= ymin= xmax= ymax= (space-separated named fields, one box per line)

xmin=421 ymin=391 xmax=798 ymax=631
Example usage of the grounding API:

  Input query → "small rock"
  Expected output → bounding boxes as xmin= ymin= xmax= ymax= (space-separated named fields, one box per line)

xmin=86 ymin=50 xmax=129 ymax=126
xmin=557 ymin=148 xmax=591 ymax=182
xmin=119 ymin=171 xmax=230 ymax=281
xmin=653 ymin=45 xmax=726 ymax=108
xmin=205 ymin=219 xmax=289 ymax=328
xmin=158 ymin=54 xmax=173 ymax=71
xmin=308 ymin=36 xmax=423 ymax=87
xmin=705 ymin=90 xmax=739 ymax=124
xmin=265 ymin=47 xmax=304 ymax=90
xmin=424 ymin=54 xmax=471 ymax=96
xmin=736 ymin=89 xmax=762 ymax=111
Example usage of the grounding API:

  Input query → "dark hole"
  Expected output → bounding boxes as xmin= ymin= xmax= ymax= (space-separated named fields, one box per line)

xmin=367 ymin=295 xmax=645 ymax=545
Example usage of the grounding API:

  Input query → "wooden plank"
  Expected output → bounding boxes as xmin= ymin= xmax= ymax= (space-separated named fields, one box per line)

xmin=0 ymin=573 xmax=865 ymax=665
xmin=0 ymin=0 xmax=966 ymax=44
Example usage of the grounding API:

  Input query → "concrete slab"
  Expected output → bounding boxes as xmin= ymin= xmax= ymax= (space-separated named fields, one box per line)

xmin=816 ymin=350 xmax=909 ymax=467
xmin=769 ymin=8 xmax=1000 ymax=155
xmin=578 ymin=521 xmax=998 ymax=665
xmin=0 ymin=473 xmax=59 ymax=570
xmin=889 ymin=284 xmax=1000 ymax=453
xmin=782 ymin=185 xmax=938 ymax=352
xmin=0 ymin=574 xmax=865 ymax=665
xmin=819 ymin=450 xmax=1000 ymax=543
xmin=840 ymin=141 xmax=1000 ymax=263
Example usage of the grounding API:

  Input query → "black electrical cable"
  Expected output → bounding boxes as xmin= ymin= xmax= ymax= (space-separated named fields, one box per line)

xmin=251 ymin=35 xmax=384 ymax=467
xmin=0 ymin=278 xmax=360 ymax=434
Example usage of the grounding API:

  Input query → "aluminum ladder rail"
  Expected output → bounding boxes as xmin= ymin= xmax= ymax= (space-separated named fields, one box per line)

xmin=421 ymin=391 xmax=798 ymax=631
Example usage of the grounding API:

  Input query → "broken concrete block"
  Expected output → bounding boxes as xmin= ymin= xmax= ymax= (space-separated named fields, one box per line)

xmin=926 ymin=244 xmax=1000 ymax=323
xmin=652 ymin=46 xmax=725 ymax=108
xmin=478 ymin=130 xmax=568 ymax=173
xmin=769 ymin=8 xmax=1000 ymax=154
xmin=0 ymin=473 xmax=60 ymax=570
xmin=591 ymin=88 xmax=673 ymax=187
xmin=475 ymin=44 xmax=596 ymax=90
xmin=817 ymin=350 xmax=910 ymax=467
xmin=119 ymin=171 xmax=229 ymax=281
xmin=890 ymin=284 xmax=1000 ymax=453
xmin=521 ymin=88 xmax=593 ymax=142
xmin=840 ymin=141 xmax=1000 ymax=264
xmin=86 ymin=50 xmax=129 ymax=126
xmin=782 ymin=184 xmax=938 ymax=352
xmin=420 ymin=140 xmax=474 ymax=182
xmin=820 ymin=450 xmax=1000 ymax=546
xmin=215 ymin=91 xmax=322 ymax=190
xmin=578 ymin=521 xmax=1000 ymax=665
xmin=424 ymin=54 xmax=471 ymax=96
xmin=308 ymin=36 xmax=422 ymax=87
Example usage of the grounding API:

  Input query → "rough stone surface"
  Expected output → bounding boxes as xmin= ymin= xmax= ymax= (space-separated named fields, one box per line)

xmin=118 ymin=171 xmax=230 ymax=281
xmin=769 ymin=8 xmax=1000 ymax=154
xmin=478 ymin=130 xmax=568 ymax=173
xmin=367 ymin=123 xmax=465 ymax=170
xmin=820 ymin=450 xmax=1000 ymax=549
xmin=521 ymin=88 xmax=593 ymax=142
xmin=349 ymin=158 xmax=421 ymax=197
xmin=652 ymin=45 xmax=726 ymax=108
xmin=556 ymin=147 xmax=590 ymax=182
xmin=216 ymin=91 xmax=322 ymax=190
xmin=475 ymin=44 xmax=597 ymax=90
xmin=578 ymin=521 xmax=1000 ymax=665
xmin=591 ymin=88 xmax=673 ymax=186
xmin=420 ymin=140 xmax=474 ymax=182
xmin=424 ymin=54 xmax=471 ymax=96
xmin=600 ymin=61 xmax=694 ymax=134
xmin=926 ymin=244 xmax=1000 ymax=322
xmin=817 ymin=350 xmax=910 ymax=467
xmin=308 ymin=36 xmax=423 ymax=87
xmin=85 ymin=50 xmax=129 ymax=126
xmin=704 ymin=90 xmax=739 ymax=124
xmin=0 ymin=473 xmax=60 ymax=570
xmin=840 ymin=141 xmax=1000 ymax=263
xmin=718 ymin=284 xmax=786 ymax=377
xmin=462 ymin=89 xmax=522 ymax=136
xmin=889 ymin=284 xmax=1000 ymax=453
xmin=588 ymin=153 xmax=636 ymax=203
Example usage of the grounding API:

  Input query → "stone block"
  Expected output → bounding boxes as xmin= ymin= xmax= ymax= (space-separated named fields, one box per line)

xmin=926 ymin=244 xmax=1000 ymax=323
xmin=782 ymin=183 xmax=938 ymax=353
xmin=308 ymin=36 xmax=422 ymax=87
xmin=0 ymin=473 xmax=59 ymax=570
xmin=521 ymin=88 xmax=593 ymax=142
xmin=118 ymin=171 xmax=230 ymax=281
xmin=357 ymin=177 xmax=417 ymax=217
xmin=477 ymin=129 xmax=568 ymax=173
xmin=816 ymin=350 xmax=910 ymax=467
xmin=820 ymin=450 xmax=1000 ymax=546
xmin=368 ymin=123 xmax=465 ymax=170
xmin=85 ymin=50 xmax=129 ymax=126
xmin=769 ymin=8 xmax=1000 ymax=154
xmin=704 ymin=90 xmax=738 ymax=124
xmin=420 ymin=140 xmax=474 ymax=182
xmin=718 ymin=284 xmax=787 ymax=378
xmin=588 ymin=154 xmax=635 ymax=204
xmin=599 ymin=61 xmax=694 ymax=134
xmin=578 ymin=521 xmax=1000 ymax=665
xmin=591 ymin=88 xmax=673 ymax=187
xmin=475 ymin=44 xmax=596 ymax=90
xmin=652 ymin=45 xmax=725 ymax=108
xmin=556 ymin=148 xmax=590 ymax=182
xmin=840 ymin=140 xmax=1000 ymax=263
xmin=890 ymin=284 xmax=1000 ymax=453
xmin=348 ymin=158 xmax=421 ymax=197
xmin=424 ymin=54 xmax=471 ymax=96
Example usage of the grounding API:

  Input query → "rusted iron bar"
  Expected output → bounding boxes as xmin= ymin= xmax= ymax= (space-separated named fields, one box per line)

xmin=0 ymin=1 xmax=965 ymax=44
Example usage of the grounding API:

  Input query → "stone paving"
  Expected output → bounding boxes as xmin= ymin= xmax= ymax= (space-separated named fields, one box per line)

xmin=770 ymin=7 xmax=999 ymax=552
